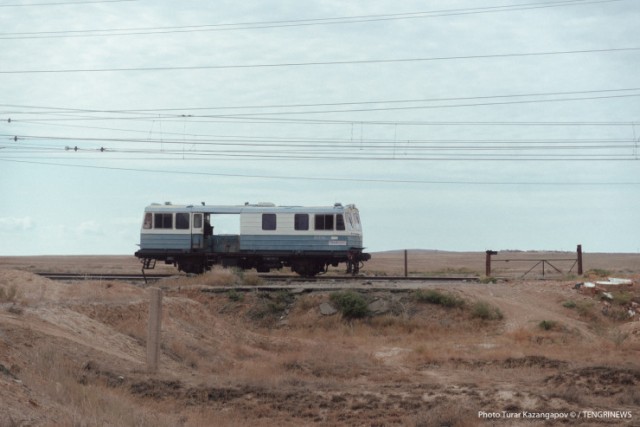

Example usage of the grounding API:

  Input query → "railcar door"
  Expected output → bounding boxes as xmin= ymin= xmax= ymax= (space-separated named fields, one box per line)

xmin=191 ymin=213 xmax=205 ymax=250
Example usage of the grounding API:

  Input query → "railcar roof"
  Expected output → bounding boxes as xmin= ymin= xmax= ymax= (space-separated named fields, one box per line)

xmin=144 ymin=203 xmax=356 ymax=214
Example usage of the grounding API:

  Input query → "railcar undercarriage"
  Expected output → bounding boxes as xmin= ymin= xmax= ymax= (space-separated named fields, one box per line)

xmin=135 ymin=249 xmax=370 ymax=277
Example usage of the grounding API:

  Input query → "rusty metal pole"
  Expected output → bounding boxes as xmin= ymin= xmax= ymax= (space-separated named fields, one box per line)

xmin=485 ymin=250 xmax=497 ymax=277
xmin=577 ymin=244 xmax=583 ymax=275
xmin=404 ymin=250 xmax=408 ymax=277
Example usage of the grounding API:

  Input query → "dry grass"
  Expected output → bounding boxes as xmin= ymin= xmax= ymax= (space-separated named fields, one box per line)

xmin=0 ymin=284 xmax=18 ymax=303
xmin=160 ymin=266 xmax=266 ymax=290
xmin=21 ymin=343 xmax=174 ymax=427
xmin=1 ymin=252 xmax=639 ymax=426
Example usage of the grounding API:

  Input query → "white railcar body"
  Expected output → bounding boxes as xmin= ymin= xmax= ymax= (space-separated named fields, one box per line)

xmin=135 ymin=202 xmax=370 ymax=276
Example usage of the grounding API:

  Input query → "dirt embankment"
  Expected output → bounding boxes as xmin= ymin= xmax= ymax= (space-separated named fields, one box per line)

xmin=1 ymin=265 xmax=639 ymax=426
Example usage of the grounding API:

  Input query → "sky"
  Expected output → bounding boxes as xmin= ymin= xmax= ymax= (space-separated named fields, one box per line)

xmin=1 ymin=0 xmax=639 ymax=256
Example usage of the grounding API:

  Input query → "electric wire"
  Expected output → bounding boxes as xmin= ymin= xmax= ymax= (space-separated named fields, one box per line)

xmin=1 ymin=158 xmax=639 ymax=185
xmin=0 ymin=0 xmax=624 ymax=38
xmin=2 ymin=47 xmax=638 ymax=74
xmin=3 ymin=87 xmax=639 ymax=115
xmin=0 ymin=0 xmax=135 ymax=7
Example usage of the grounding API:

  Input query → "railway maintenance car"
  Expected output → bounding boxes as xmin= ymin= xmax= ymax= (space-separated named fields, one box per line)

xmin=134 ymin=202 xmax=371 ymax=276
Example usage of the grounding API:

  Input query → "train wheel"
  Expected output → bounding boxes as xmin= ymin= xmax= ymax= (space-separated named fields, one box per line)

xmin=178 ymin=259 xmax=205 ymax=274
xmin=291 ymin=260 xmax=324 ymax=277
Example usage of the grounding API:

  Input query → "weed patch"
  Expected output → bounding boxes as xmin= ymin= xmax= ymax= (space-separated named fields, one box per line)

xmin=574 ymin=300 xmax=597 ymax=321
xmin=471 ymin=301 xmax=503 ymax=321
xmin=610 ymin=291 xmax=632 ymax=306
xmin=604 ymin=307 xmax=630 ymax=322
xmin=330 ymin=291 xmax=370 ymax=319
xmin=241 ymin=272 xmax=263 ymax=287
xmin=414 ymin=289 xmax=464 ymax=308
xmin=538 ymin=320 xmax=558 ymax=331
xmin=0 ymin=285 xmax=18 ymax=302
xmin=227 ymin=289 xmax=244 ymax=302
xmin=248 ymin=291 xmax=294 ymax=324
xmin=587 ymin=268 xmax=611 ymax=278
xmin=201 ymin=267 xmax=239 ymax=287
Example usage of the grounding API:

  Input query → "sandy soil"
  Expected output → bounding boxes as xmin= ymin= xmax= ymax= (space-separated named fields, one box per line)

xmin=0 ymin=253 xmax=639 ymax=426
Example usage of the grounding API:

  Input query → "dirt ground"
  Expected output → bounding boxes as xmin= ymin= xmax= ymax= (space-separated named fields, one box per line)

xmin=1 ymin=249 xmax=638 ymax=277
xmin=1 ymin=252 xmax=639 ymax=426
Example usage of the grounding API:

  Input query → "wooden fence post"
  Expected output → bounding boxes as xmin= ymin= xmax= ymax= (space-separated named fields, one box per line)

xmin=404 ymin=250 xmax=408 ymax=277
xmin=577 ymin=244 xmax=583 ymax=275
xmin=147 ymin=287 xmax=163 ymax=373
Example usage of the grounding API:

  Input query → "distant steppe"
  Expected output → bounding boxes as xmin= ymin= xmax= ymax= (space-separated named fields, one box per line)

xmin=1 ymin=250 xmax=639 ymax=277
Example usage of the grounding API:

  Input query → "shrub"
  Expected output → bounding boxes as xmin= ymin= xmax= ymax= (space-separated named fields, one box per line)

xmin=611 ymin=330 xmax=629 ymax=347
xmin=201 ymin=268 xmax=239 ymax=287
xmin=575 ymin=300 xmax=596 ymax=319
xmin=587 ymin=268 xmax=611 ymax=278
xmin=242 ymin=272 xmax=263 ymax=287
xmin=611 ymin=291 xmax=632 ymax=306
xmin=0 ymin=285 xmax=18 ymax=303
xmin=606 ymin=307 xmax=631 ymax=322
xmin=227 ymin=289 xmax=244 ymax=302
xmin=330 ymin=291 xmax=369 ymax=319
xmin=248 ymin=290 xmax=294 ymax=323
xmin=563 ymin=300 xmax=577 ymax=309
xmin=538 ymin=320 xmax=557 ymax=331
xmin=264 ymin=290 xmax=293 ymax=316
xmin=471 ymin=301 xmax=503 ymax=321
xmin=414 ymin=290 xmax=464 ymax=308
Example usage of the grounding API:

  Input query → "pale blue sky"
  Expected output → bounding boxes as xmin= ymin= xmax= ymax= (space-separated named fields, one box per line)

xmin=1 ymin=0 xmax=639 ymax=255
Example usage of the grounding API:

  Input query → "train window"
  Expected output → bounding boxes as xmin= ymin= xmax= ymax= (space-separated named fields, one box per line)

xmin=143 ymin=213 xmax=152 ymax=229
xmin=154 ymin=213 xmax=173 ymax=229
xmin=262 ymin=213 xmax=277 ymax=230
xmin=314 ymin=214 xmax=334 ymax=230
xmin=193 ymin=213 xmax=203 ymax=229
xmin=336 ymin=214 xmax=345 ymax=231
xmin=294 ymin=214 xmax=309 ymax=230
xmin=176 ymin=213 xmax=189 ymax=230
xmin=347 ymin=213 xmax=355 ymax=228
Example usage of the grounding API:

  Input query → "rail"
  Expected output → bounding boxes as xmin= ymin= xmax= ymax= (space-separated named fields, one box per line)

xmin=36 ymin=272 xmax=479 ymax=283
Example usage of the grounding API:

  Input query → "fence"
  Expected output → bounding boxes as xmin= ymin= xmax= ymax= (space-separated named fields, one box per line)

xmin=485 ymin=245 xmax=583 ymax=278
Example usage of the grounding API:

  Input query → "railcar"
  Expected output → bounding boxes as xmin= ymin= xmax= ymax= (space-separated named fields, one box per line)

xmin=134 ymin=202 xmax=371 ymax=276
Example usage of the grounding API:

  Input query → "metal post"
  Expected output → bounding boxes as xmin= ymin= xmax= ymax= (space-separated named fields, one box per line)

xmin=485 ymin=250 xmax=497 ymax=277
xmin=147 ymin=287 xmax=163 ymax=373
xmin=404 ymin=250 xmax=408 ymax=277
xmin=577 ymin=244 xmax=583 ymax=275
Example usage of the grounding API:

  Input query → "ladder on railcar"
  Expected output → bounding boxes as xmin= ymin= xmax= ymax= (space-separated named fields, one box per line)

xmin=141 ymin=258 xmax=156 ymax=284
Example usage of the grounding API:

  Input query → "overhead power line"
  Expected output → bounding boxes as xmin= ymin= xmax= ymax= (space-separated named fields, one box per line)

xmin=4 ymin=132 xmax=636 ymax=147
xmin=192 ymin=94 xmax=640 ymax=117
xmin=0 ymin=0 xmax=624 ymax=39
xmin=1 ymin=47 xmax=638 ymax=74
xmin=1 ymin=158 xmax=638 ymax=185
xmin=0 ymin=0 xmax=135 ymax=7
xmin=11 ymin=116 xmax=639 ymax=127
xmin=3 ymin=87 xmax=639 ymax=116
xmin=3 ymin=130 xmax=638 ymax=161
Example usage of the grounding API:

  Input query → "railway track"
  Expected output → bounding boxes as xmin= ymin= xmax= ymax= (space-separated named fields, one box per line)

xmin=36 ymin=272 xmax=172 ymax=282
xmin=36 ymin=272 xmax=479 ymax=283
xmin=35 ymin=272 xmax=481 ymax=291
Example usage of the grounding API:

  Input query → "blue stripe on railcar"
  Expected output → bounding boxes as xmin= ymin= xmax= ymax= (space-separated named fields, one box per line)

xmin=140 ymin=233 xmax=192 ymax=250
xmin=240 ymin=235 xmax=363 ymax=252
